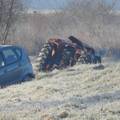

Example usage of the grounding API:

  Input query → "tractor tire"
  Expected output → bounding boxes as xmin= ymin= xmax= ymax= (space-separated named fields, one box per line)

xmin=78 ymin=55 xmax=89 ymax=64
xmin=78 ymin=56 xmax=85 ymax=64
xmin=35 ymin=43 xmax=53 ymax=72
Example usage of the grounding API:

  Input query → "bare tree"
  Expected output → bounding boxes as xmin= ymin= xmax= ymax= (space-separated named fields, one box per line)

xmin=65 ymin=0 xmax=119 ymax=47
xmin=0 ymin=0 xmax=23 ymax=44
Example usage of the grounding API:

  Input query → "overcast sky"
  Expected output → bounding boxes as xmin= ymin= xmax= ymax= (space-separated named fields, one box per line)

xmin=24 ymin=0 xmax=120 ymax=10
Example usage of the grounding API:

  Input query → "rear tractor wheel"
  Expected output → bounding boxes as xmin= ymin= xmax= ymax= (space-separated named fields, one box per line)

xmin=35 ymin=43 xmax=53 ymax=72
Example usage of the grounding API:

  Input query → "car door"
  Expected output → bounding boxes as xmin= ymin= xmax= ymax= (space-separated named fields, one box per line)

xmin=1 ymin=47 xmax=22 ymax=85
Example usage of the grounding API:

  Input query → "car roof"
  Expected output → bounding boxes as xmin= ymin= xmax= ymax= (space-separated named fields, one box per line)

xmin=0 ymin=45 xmax=20 ymax=50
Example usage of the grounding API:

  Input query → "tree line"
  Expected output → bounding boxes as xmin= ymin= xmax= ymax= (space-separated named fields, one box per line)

xmin=0 ymin=0 xmax=120 ymax=57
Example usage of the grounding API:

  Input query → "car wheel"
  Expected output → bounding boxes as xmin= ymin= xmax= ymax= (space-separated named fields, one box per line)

xmin=22 ymin=75 xmax=33 ymax=82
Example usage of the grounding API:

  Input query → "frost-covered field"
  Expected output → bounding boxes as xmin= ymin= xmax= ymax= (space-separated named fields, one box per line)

xmin=0 ymin=62 xmax=120 ymax=120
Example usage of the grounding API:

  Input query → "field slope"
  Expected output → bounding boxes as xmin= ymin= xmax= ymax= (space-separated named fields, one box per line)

xmin=0 ymin=62 xmax=120 ymax=120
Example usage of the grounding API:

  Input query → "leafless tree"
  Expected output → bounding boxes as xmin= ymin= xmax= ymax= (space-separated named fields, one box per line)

xmin=0 ymin=0 xmax=23 ymax=44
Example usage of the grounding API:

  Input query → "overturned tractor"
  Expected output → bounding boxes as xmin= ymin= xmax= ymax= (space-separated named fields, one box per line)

xmin=36 ymin=36 xmax=101 ymax=72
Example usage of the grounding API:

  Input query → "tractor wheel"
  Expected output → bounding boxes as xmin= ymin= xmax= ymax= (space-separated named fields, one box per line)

xmin=35 ymin=43 xmax=53 ymax=72
xmin=78 ymin=56 xmax=85 ymax=64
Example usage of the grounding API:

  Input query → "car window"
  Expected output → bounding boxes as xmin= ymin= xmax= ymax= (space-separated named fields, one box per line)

xmin=2 ymin=49 xmax=18 ymax=65
xmin=14 ymin=48 xmax=22 ymax=59
xmin=0 ymin=53 xmax=5 ymax=68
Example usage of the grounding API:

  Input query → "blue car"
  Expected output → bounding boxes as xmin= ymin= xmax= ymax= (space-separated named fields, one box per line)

xmin=0 ymin=45 xmax=34 ymax=87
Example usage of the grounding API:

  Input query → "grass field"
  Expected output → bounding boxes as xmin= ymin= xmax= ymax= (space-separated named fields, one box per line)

xmin=0 ymin=61 xmax=120 ymax=120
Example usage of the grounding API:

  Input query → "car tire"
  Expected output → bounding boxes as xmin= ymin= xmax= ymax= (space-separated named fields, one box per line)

xmin=22 ymin=75 xmax=33 ymax=82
